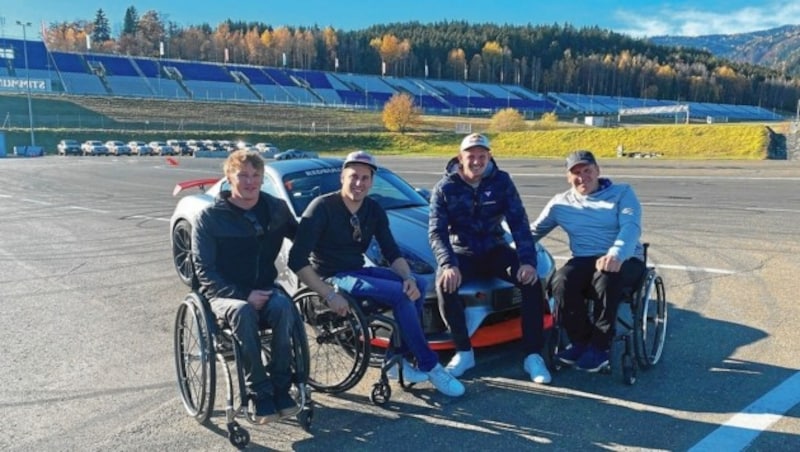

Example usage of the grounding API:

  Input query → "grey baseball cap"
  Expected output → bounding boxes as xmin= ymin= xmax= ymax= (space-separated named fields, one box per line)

xmin=566 ymin=150 xmax=598 ymax=171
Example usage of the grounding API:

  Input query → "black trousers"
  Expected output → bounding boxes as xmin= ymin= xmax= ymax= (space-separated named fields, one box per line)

xmin=436 ymin=246 xmax=545 ymax=355
xmin=550 ymin=256 xmax=645 ymax=350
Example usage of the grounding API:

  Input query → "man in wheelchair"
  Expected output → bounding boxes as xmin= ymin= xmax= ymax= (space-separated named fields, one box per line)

xmin=288 ymin=150 xmax=465 ymax=397
xmin=192 ymin=150 xmax=300 ymax=423
xmin=530 ymin=150 xmax=646 ymax=372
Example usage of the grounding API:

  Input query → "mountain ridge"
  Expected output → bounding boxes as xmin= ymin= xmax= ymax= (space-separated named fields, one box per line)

xmin=649 ymin=24 xmax=800 ymax=76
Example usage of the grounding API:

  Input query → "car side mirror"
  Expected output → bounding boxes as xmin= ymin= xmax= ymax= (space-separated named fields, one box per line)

xmin=415 ymin=188 xmax=431 ymax=202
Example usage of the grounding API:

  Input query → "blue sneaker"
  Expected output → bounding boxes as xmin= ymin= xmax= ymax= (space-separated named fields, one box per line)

xmin=556 ymin=343 xmax=587 ymax=365
xmin=575 ymin=346 xmax=609 ymax=372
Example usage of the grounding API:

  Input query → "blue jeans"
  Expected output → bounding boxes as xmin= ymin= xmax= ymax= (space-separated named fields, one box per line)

xmin=328 ymin=267 xmax=438 ymax=372
xmin=436 ymin=245 xmax=545 ymax=355
xmin=210 ymin=288 xmax=296 ymax=397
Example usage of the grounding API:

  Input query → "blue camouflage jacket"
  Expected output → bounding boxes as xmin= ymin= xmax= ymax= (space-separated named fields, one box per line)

xmin=428 ymin=156 xmax=537 ymax=270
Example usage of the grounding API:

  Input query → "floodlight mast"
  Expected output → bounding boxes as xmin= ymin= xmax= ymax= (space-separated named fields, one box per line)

xmin=16 ymin=20 xmax=35 ymax=146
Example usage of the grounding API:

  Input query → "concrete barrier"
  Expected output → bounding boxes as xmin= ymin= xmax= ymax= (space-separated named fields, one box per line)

xmin=13 ymin=146 xmax=44 ymax=157
xmin=193 ymin=150 xmax=228 ymax=158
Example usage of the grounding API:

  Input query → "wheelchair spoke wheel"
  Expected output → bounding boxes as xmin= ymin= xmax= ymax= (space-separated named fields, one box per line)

xmin=634 ymin=272 xmax=668 ymax=368
xmin=172 ymin=220 xmax=194 ymax=287
xmin=296 ymin=293 xmax=370 ymax=393
xmin=174 ymin=294 xmax=216 ymax=423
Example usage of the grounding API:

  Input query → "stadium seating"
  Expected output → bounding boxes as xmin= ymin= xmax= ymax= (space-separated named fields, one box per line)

xmin=0 ymin=37 xmax=785 ymax=121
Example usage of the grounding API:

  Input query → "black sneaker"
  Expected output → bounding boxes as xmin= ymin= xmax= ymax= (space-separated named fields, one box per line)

xmin=575 ymin=346 xmax=610 ymax=372
xmin=249 ymin=394 xmax=278 ymax=424
xmin=273 ymin=391 xmax=298 ymax=418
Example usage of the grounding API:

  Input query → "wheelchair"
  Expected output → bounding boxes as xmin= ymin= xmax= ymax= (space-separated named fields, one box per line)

xmin=547 ymin=243 xmax=668 ymax=385
xmin=292 ymin=288 xmax=417 ymax=406
xmin=173 ymin=291 xmax=313 ymax=449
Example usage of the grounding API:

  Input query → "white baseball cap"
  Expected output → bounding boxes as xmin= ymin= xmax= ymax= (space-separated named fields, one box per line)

xmin=460 ymin=133 xmax=491 ymax=152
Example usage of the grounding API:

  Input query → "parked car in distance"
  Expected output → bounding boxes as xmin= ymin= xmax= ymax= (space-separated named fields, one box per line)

xmin=255 ymin=142 xmax=280 ymax=158
xmin=167 ymin=139 xmax=191 ymax=156
xmin=57 ymin=139 xmax=82 ymax=156
xmin=81 ymin=140 xmax=109 ymax=156
xmin=105 ymin=140 xmax=132 ymax=156
xmin=128 ymin=141 xmax=153 ymax=156
xmin=274 ymin=149 xmax=319 ymax=160
xmin=148 ymin=141 xmax=171 ymax=156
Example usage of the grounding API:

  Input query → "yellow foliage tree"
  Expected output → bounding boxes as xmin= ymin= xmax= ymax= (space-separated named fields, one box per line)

xmin=382 ymin=93 xmax=421 ymax=133
xmin=489 ymin=108 xmax=527 ymax=132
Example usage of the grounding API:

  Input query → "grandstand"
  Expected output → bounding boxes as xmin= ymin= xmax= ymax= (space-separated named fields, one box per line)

xmin=0 ymin=37 xmax=785 ymax=122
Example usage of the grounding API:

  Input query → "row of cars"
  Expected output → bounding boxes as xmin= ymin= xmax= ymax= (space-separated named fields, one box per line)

xmin=56 ymin=139 xmax=285 ymax=157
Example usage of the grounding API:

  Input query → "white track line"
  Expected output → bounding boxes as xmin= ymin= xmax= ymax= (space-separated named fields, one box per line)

xmin=551 ymin=255 xmax=736 ymax=275
xmin=689 ymin=371 xmax=800 ymax=451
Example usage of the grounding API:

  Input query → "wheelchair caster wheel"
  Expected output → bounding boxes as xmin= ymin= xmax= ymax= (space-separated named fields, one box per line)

xmin=370 ymin=381 xmax=391 ymax=406
xmin=298 ymin=406 xmax=313 ymax=432
xmin=227 ymin=422 xmax=250 ymax=449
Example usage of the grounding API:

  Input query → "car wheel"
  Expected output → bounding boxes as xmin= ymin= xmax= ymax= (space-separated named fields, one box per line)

xmin=172 ymin=220 xmax=195 ymax=287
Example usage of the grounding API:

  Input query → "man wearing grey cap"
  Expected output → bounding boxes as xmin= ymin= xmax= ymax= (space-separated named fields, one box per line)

xmin=289 ymin=150 xmax=465 ymax=397
xmin=530 ymin=150 xmax=645 ymax=372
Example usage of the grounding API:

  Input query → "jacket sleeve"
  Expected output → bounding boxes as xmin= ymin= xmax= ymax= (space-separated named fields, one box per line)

xmin=608 ymin=186 xmax=642 ymax=261
xmin=192 ymin=209 xmax=249 ymax=300
xmin=529 ymin=197 xmax=559 ymax=241
xmin=428 ymin=179 xmax=458 ymax=269
xmin=502 ymin=174 xmax=537 ymax=268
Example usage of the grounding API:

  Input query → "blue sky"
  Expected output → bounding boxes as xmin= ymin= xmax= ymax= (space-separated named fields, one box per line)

xmin=2 ymin=0 xmax=799 ymax=40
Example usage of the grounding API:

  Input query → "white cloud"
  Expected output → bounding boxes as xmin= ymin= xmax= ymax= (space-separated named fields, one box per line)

xmin=615 ymin=1 xmax=800 ymax=37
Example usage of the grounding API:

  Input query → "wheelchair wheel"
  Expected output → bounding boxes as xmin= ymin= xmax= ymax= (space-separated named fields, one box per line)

xmin=174 ymin=293 xmax=216 ymax=423
xmin=633 ymin=271 xmax=668 ymax=369
xmin=171 ymin=220 xmax=194 ymax=287
xmin=295 ymin=291 xmax=371 ymax=393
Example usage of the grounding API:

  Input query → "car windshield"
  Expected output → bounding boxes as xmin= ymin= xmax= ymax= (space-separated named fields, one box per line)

xmin=279 ymin=167 xmax=428 ymax=215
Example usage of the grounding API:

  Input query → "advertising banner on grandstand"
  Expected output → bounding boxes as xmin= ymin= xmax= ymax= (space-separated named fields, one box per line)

xmin=0 ymin=77 xmax=51 ymax=93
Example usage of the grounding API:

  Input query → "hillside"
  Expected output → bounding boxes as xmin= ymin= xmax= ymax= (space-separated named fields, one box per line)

xmin=650 ymin=25 xmax=800 ymax=76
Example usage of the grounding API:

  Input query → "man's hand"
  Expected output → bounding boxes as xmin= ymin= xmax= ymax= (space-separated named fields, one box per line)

xmin=327 ymin=293 xmax=350 ymax=317
xmin=402 ymin=278 xmax=420 ymax=300
xmin=247 ymin=289 xmax=273 ymax=310
xmin=438 ymin=266 xmax=462 ymax=294
xmin=596 ymin=255 xmax=623 ymax=272
xmin=516 ymin=264 xmax=538 ymax=285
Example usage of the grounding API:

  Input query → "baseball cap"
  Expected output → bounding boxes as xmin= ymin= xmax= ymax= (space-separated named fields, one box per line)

xmin=460 ymin=133 xmax=491 ymax=152
xmin=343 ymin=150 xmax=378 ymax=171
xmin=566 ymin=150 xmax=598 ymax=171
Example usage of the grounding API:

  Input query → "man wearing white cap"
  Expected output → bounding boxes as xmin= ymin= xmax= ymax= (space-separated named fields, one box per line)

xmin=429 ymin=134 xmax=551 ymax=384
xmin=289 ymin=151 xmax=465 ymax=397
xmin=530 ymin=150 xmax=645 ymax=372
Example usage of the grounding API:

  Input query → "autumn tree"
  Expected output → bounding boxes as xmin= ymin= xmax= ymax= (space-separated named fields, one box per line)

xmin=382 ymin=93 xmax=420 ymax=133
xmin=370 ymin=34 xmax=411 ymax=75
xmin=489 ymin=108 xmax=527 ymax=132
xmin=322 ymin=26 xmax=339 ymax=71
xmin=448 ymin=48 xmax=467 ymax=80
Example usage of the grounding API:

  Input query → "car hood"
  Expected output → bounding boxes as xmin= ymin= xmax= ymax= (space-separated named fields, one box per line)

xmin=383 ymin=205 xmax=436 ymax=266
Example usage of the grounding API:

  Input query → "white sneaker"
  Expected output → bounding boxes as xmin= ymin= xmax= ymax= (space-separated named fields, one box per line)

xmin=386 ymin=358 xmax=429 ymax=384
xmin=426 ymin=363 xmax=465 ymax=397
xmin=523 ymin=353 xmax=552 ymax=384
xmin=445 ymin=350 xmax=475 ymax=377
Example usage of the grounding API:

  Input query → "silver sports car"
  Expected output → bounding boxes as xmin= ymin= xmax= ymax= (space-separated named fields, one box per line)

xmin=170 ymin=157 xmax=556 ymax=350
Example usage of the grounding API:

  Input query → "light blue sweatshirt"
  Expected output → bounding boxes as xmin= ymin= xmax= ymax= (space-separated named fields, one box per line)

xmin=530 ymin=178 xmax=644 ymax=261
